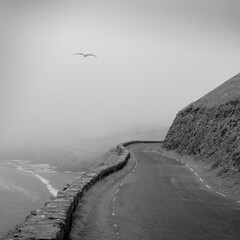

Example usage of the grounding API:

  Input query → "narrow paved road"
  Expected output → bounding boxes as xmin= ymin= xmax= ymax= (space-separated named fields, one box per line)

xmin=70 ymin=143 xmax=240 ymax=240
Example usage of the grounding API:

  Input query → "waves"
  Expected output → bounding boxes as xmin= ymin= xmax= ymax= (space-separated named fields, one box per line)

xmin=0 ymin=159 xmax=82 ymax=237
xmin=0 ymin=160 xmax=59 ymax=197
xmin=34 ymin=173 xmax=58 ymax=196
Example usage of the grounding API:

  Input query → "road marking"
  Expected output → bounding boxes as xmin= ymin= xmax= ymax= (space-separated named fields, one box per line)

xmin=120 ymin=183 xmax=123 ymax=187
xmin=112 ymin=212 xmax=116 ymax=216
xmin=116 ymin=189 xmax=119 ymax=194
xmin=205 ymin=184 xmax=211 ymax=189
xmin=194 ymin=172 xmax=198 ymax=176
xmin=113 ymin=197 xmax=116 ymax=202
xmin=113 ymin=224 xmax=118 ymax=228
xmin=190 ymin=168 xmax=194 ymax=171
xmin=116 ymin=232 xmax=119 ymax=235
xmin=152 ymin=150 xmax=161 ymax=155
xmin=216 ymin=192 xmax=226 ymax=197
xmin=199 ymin=178 xmax=204 ymax=182
xmin=186 ymin=164 xmax=189 ymax=167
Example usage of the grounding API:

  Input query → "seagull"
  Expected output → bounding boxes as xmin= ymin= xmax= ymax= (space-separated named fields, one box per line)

xmin=74 ymin=53 xmax=97 ymax=57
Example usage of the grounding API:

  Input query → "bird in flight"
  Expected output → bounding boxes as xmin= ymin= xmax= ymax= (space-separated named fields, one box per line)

xmin=74 ymin=53 xmax=97 ymax=57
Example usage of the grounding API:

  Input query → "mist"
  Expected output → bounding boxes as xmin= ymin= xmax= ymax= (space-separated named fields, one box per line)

xmin=1 ymin=0 xmax=240 ymax=149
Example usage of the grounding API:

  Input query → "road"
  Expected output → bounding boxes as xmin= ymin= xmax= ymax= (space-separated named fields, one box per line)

xmin=70 ymin=143 xmax=240 ymax=240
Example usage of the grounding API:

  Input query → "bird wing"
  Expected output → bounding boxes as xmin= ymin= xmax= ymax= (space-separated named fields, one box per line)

xmin=85 ymin=54 xmax=97 ymax=57
xmin=74 ymin=53 xmax=85 ymax=56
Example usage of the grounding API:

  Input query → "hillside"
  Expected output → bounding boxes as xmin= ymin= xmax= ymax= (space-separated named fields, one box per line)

xmin=186 ymin=73 xmax=240 ymax=108
xmin=163 ymin=73 xmax=240 ymax=195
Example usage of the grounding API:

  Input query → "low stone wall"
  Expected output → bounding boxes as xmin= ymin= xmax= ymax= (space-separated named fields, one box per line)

xmin=122 ymin=140 xmax=162 ymax=147
xmin=3 ymin=144 xmax=130 ymax=240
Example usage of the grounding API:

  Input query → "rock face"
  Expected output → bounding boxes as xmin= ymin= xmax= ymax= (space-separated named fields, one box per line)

xmin=2 ymin=144 xmax=130 ymax=240
xmin=163 ymin=73 xmax=240 ymax=174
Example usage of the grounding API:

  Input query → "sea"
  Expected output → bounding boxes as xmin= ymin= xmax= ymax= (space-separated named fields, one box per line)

xmin=0 ymin=159 xmax=81 ymax=238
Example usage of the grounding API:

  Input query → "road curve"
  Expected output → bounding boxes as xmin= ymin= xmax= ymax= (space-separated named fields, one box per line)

xmin=70 ymin=143 xmax=240 ymax=240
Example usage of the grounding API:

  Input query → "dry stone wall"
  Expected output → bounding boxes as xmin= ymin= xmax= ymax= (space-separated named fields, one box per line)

xmin=2 ymin=144 xmax=130 ymax=240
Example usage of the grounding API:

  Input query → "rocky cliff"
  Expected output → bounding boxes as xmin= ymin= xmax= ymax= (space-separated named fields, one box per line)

xmin=163 ymin=73 xmax=240 ymax=177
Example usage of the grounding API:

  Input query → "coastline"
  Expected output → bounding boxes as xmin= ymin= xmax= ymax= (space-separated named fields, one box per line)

xmin=0 ymin=160 xmax=83 ymax=238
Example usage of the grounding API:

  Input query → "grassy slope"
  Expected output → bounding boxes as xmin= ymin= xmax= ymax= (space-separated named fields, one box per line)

xmin=163 ymin=72 xmax=240 ymax=200
xmin=191 ymin=72 xmax=240 ymax=108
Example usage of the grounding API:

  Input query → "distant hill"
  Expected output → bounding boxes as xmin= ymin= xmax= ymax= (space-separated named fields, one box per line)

xmin=163 ymin=73 xmax=240 ymax=186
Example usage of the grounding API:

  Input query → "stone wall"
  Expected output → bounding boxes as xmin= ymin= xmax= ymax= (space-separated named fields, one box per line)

xmin=2 ymin=144 xmax=130 ymax=240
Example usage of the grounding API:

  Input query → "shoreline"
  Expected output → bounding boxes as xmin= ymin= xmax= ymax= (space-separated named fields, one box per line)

xmin=0 ymin=160 xmax=84 ymax=238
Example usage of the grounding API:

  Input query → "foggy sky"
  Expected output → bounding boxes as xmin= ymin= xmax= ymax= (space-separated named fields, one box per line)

xmin=1 ymin=0 xmax=240 ymax=146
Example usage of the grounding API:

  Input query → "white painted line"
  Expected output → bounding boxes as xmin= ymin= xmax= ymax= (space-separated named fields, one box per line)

xmin=113 ymin=224 xmax=118 ymax=228
xmin=190 ymin=168 xmax=194 ymax=172
xmin=112 ymin=212 xmax=116 ymax=216
xmin=199 ymin=178 xmax=204 ymax=182
xmin=116 ymin=189 xmax=119 ymax=194
xmin=113 ymin=197 xmax=116 ymax=202
xmin=186 ymin=164 xmax=189 ymax=167
xmin=205 ymin=185 xmax=211 ymax=189
xmin=116 ymin=232 xmax=119 ymax=235
xmin=194 ymin=172 xmax=198 ymax=176
xmin=120 ymin=183 xmax=123 ymax=187
xmin=216 ymin=192 xmax=226 ymax=197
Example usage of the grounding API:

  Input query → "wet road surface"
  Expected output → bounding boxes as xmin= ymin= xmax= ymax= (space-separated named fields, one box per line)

xmin=70 ymin=143 xmax=240 ymax=240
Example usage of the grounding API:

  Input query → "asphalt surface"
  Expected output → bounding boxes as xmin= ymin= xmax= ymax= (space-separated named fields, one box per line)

xmin=70 ymin=143 xmax=240 ymax=240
